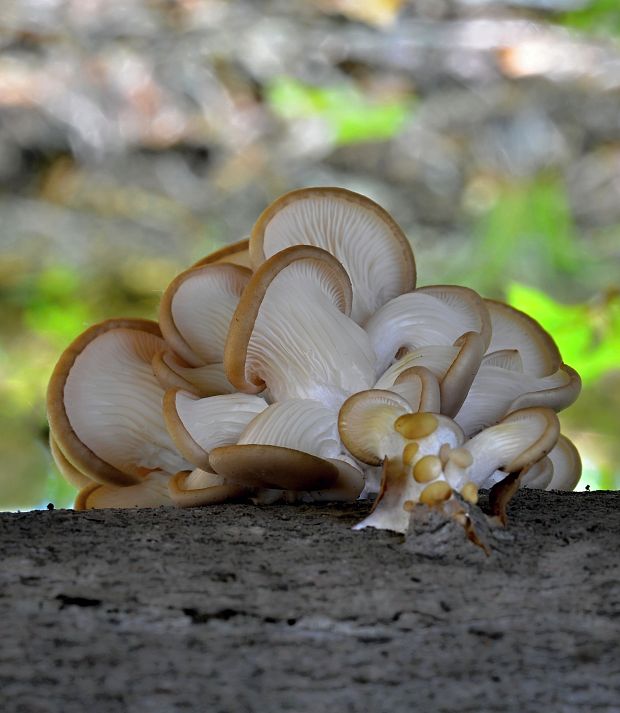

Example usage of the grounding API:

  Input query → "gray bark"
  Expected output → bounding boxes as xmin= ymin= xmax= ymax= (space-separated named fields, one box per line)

xmin=1 ymin=490 xmax=618 ymax=713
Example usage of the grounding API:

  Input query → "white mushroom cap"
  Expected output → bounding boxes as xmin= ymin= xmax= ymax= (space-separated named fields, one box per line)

xmin=192 ymin=237 xmax=251 ymax=269
xmin=47 ymin=319 xmax=189 ymax=487
xmin=75 ymin=471 xmax=172 ymax=510
xmin=485 ymin=299 xmax=561 ymax=377
xmin=250 ymin=187 xmax=415 ymax=324
xmin=444 ymin=407 xmax=560 ymax=490
xmin=365 ymin=285 xmax=491 ymax=376
xmin=338 ymin=389 xmax=464 ymax=466
xmin=374 ymin=331 xmax=485 ymax=418
xmin=152 ymin=349 xmax=235 ymax=397
xmin=168 ymin=468 xmax=250 ymax=507
xmin=225 ymin=245 xmax=376 ymax=411
xmin=546 ymin=434 xmax=582 ymax=491
xmin=209 ymin=399 xmax=362 ymax=493
xmin=163 ymin=390 xmax=268 ymax=470
xmin=389 ymin=366 xmax=441 ymax=413
xmin=159 ymin=262 xmax=251 ymax=367
xmin=520 ymin=457 xmax=554 ymax=490
xmin=454 ymin=351 xmax=581 ymax=437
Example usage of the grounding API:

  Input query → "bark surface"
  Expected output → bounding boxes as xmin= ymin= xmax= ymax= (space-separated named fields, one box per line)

xmin=1 ymin=490 xmax=618 ymax=713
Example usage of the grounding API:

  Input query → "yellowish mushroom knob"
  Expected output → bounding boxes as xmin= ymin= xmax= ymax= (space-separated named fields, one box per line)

xmin=402 ymin=442 xmax=420 ymax=466
xmin=450 ymin=447 xmax=473 ymax=468
xmin=460 ymin=481 xmax=478 ymax=504
xmin=413 ymin=455 xmax=443 ymax=483
xmin=394 ymin=413 xmax=438 ymax=439
xmin=403 ymin=499 xmax=416 ymax=512
xmin=419 ymin=480 xmax=452 ymax=506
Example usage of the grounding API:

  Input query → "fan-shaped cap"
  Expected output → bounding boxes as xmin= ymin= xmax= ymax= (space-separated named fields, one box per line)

xmin=547 ymin=434 xmax=582 ymax=491
xmin=390 ymin=366 xmax=441 ymax=413
xmin=47 ymin=319 xmax=188 ymax=487
xmin=192 ymin=238 xmax=251 ymax=269
xmin=250 ymin=187 xmax=416 ymax=323
xmin=152 ymin=350 xmax=235 ymax=397
xmin=75 ymin=471 xmax=172 ymax=510
xmin=209 ymin=399 xmax=360 ymax=491
xmin=159 ymin=262 xmax=251 ymax=367
xmin=224 ymin=245 xmax=375 ymax=409
xmin=49 ymin=434 xmax=91 ymax=490
xmin=168 ymin=468 xmax=250 ymax=507
xmin=365 ymin=285 xmax=491 ymax=375
xmin=163 ymin=389 xmax=268 ymax=470
xmin=485 ymin=299 xmax=561 ymax=377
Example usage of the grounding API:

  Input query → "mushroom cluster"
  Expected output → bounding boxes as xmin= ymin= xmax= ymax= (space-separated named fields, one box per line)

xmin=47 ymin=187 xmax=582 ymax=537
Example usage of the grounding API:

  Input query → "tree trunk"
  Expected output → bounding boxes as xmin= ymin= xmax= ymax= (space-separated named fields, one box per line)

xmin=1 ymin=490 xmax=618 ymax=713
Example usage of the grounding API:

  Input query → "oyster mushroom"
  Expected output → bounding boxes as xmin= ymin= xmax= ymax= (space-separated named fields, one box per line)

xmin=159 ymin=262 xmax=251 ymax=368
xmin=225 ymin=244 xmax=376 ymax=410
xmin=365 ymin=285 xmax=491 ymax=376
xmin=209 ymin=399 xmax=364 ymax=498
xmin=389 ymin=366 xmax=441 ymax=412
xmin=249 ymin=187 xmax=415 ymax=324
xmin=163 ymin=390 xmax=268 ymax=471
xmin=75 ymin=471 xmax=173 ymax=510
xmin=356 ymin=408 xmax=559 ymax=533
xmin=547 ymin=434 xmax=582 ymax=491
xmin=168 ymin=468 xmax=250 ymax=507
xmin=192 ymin=237 xmax=251 ymax=269
xmin=374 ymin=331 xmax=486 ymax=418
xmin=152 ymin=350 xmax=235 ymax=397
xmin=49 ymin=434 xmax=91 ymax=490
xmin=454 ymin=350 xmax=581 ymax=437
xmin=48 ymin=319 xmax=189 ymax=487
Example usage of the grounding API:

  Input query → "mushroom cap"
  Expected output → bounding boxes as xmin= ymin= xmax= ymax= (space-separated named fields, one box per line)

xmin=163 ymin=389 xmax=268 ymax=471
xmin=391 ymin=366 xmax=441 ymax=412
xmin=209 ymin=444 xmax=339 ymax=491
xmin=365 ymin=285 xmax=491 ymax=375
xmin=249 ymin=187 xmax=416 ymax=324
xmin=49 ymin=433 xmax=91 ymax=490
xmin=75 ymin=471 xmax=173 ymax=510
xmin=168 ymin=469 xmax=250 ymax=507
xmin=547 ymin=434 xmax=582 ymax=491
xmin=48 ymin=318 xmax=187 ymax=487
xmin=454 ymin=353 xmax=580 ymax=437
xmin=209 ymin=398 xmax=359 ymax=491
xmin=452 ymin=406 xmax=560 ymax=488
xmin=485 ymin=299 xmax=561 ymax=377
xmin=224 ymin=244 xmax=375 ymax=407
xmin=520 ymin=457 xmax=554 ymax=490
xmin=192 ymin=237 xmax=251 ymax=269
xmin=439 ymin=331 xmax=485 ymax=418
xmin=152 ymin=350 xmax=235 ymax=397
xmin=159 ymin=262 xmax=252 ymax=367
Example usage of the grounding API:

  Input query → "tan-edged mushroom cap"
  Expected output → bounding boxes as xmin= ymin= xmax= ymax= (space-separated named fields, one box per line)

xmin=444 ymin=407 xmax=560 ymax=490
xmin=48 ymin=319 xmax=189 ymax=487
xmin=168 ymin=468 xmax=250 ymax=507
xmin=546 ymin=434 xmax=582 ymax=491
xmin=250 ymin=187 xmax=415 ymax=324
xmin=159 ymin=262 xmax=252 ymax=368
xmin=163 ymin=389 xmax=268 ymax=471
xmin=338 ymin=389 xmax=464 ymax=466
xmin=365 ymin=285 xmax=491 ymax=375
xmin=224 ymin=245 xmax=375 ymax=410
xmin=152 ymin=350 xmax=235 ymax=397
xmin=49 ymin=433 xmax=92 ymax=490
xmin=391 ymin=366 xmax=441 ymax=413
xmin=454 ymin=351 xmax=581 ymax=437
xmin=209 ymin=399 xmax=361 ymax=491
xmin=75 ymin=471 xmax=173 ymax=510
xmin=485 ymin=299 xmax=561 ymax=377
xmin=520 ymin=457 xmax=554 ymax=490
xmin=192 ymin=237 xmax=251 ymax=269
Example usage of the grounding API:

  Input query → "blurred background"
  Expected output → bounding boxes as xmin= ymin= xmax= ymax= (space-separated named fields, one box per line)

xmin=1 ymin=0 xmax=619 ymax=510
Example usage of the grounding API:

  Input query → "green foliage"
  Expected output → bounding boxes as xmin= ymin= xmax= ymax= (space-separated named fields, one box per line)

xmin=559 ymin=0 xmax=620 ymax=38
xmin=267 ymin=76 xmax=413 ymax=145
xmin=507 ymin=282 xmax=620 ymax=384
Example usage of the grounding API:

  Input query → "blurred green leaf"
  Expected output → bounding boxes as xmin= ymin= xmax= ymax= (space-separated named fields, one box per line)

xmin=267 ymin=76 xmax=413 ymax=145
xmin=507 ymin=281 xmax=620 ymax=383
xmin=560 ymin=0 xmax=620 ymax=38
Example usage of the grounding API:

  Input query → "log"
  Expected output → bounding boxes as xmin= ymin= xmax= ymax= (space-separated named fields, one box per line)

xmin=1 ymin=490 xmax=618 ymax=713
